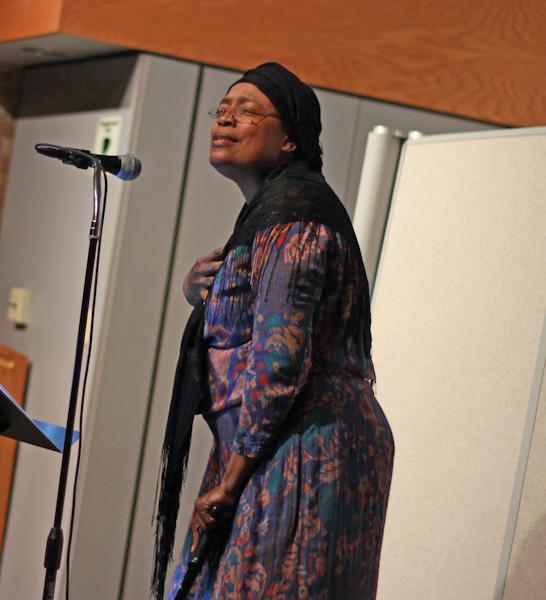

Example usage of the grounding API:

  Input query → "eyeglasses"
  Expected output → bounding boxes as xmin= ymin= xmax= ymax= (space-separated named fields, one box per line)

xmin=208 ymin=105 xmax=281 ymax=125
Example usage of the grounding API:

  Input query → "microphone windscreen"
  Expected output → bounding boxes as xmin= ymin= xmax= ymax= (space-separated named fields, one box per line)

xmin=118 ymin=154 xmax=142 ymax=180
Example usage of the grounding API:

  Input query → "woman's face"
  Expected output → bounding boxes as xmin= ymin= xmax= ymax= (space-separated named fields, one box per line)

xmin=209 ymin=82 xmax=294 ymax=180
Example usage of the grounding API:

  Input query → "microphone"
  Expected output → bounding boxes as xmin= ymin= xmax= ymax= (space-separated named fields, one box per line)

xmin=35 ymin=144 xmax=142 ymax=181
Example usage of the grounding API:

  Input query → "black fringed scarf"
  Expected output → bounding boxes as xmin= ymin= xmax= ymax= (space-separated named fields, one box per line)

xmin=151 ymin=158 xmax=373 ymax=599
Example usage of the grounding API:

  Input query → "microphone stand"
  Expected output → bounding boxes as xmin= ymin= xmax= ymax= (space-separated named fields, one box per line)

xmin=41 ymin=152 xmax=105 ymax=600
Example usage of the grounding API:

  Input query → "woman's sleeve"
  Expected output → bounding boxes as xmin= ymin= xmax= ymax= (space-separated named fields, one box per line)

xmin=231 ymin=221 xmax=330 ymax=458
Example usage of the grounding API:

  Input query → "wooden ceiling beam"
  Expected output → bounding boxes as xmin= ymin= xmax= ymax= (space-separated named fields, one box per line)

xmin=1 ymin=0 xmax=545 ymax=126
xmin=0 ymin=0 xmax=63 ymax=42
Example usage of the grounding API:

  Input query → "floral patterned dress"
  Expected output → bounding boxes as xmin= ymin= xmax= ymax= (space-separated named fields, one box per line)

xmin=167 ymin=220 xmax=395 ymax=600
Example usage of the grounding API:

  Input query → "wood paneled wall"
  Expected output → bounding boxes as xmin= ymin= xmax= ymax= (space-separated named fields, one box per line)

xmin=0 ymin=0 xmax=62 ymax=41
xmin=0 ymin=104 xmax=15 ymax=229
xmin=0 ymin=346 xmax=30 ymax=554
xmin=1 ymin=0 xmax=546 ymax=126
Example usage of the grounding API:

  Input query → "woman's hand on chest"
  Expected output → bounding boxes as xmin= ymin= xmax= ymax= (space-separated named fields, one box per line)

xmin=183 ymin=246 xmax=224 ymax=306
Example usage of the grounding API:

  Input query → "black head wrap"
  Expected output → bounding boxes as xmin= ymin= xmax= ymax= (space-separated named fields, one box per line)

xmin=228 ymin=62 xmax=323 ymax=173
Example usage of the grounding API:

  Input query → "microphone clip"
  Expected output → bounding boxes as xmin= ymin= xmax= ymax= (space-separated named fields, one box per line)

xmin=59 ymin=148 xmax=96 ymax=170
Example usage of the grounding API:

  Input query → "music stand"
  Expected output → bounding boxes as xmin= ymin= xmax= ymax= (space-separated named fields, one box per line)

xmin=0 ymin=384 xmax=79 ymax=452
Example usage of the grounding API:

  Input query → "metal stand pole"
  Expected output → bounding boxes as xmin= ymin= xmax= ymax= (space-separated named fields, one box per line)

xmin=42 ymin=162 xmax=104 ymax=600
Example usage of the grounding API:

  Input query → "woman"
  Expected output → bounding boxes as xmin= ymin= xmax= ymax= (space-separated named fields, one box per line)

xmin=153 ymin=62 xmax=395 ymax=600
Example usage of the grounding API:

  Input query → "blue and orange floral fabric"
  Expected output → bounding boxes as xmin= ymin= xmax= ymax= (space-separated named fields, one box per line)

xmin=167 ymin=221 xmax=394 ymax=599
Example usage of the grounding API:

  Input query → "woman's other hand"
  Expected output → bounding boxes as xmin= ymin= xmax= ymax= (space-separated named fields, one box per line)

xmin=183 ymin=247 xmax=224 ymax=306
xmin=191 ymin=484 xmax=237 ymax=551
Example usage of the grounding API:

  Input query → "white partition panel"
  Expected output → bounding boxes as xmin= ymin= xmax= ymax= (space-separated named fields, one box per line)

xmin=121 ymin=65 xmax=243 ymax=600
xmin=372 ymin=128 xmax=546 ymax=600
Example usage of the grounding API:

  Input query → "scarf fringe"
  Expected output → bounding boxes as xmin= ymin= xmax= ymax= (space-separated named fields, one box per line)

xmin=151 ymin=434 xmax=191 ymax=600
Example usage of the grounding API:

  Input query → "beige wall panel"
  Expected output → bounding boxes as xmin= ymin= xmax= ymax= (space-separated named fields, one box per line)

xmin=372 ymin=129 xmax=546 ymax=599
